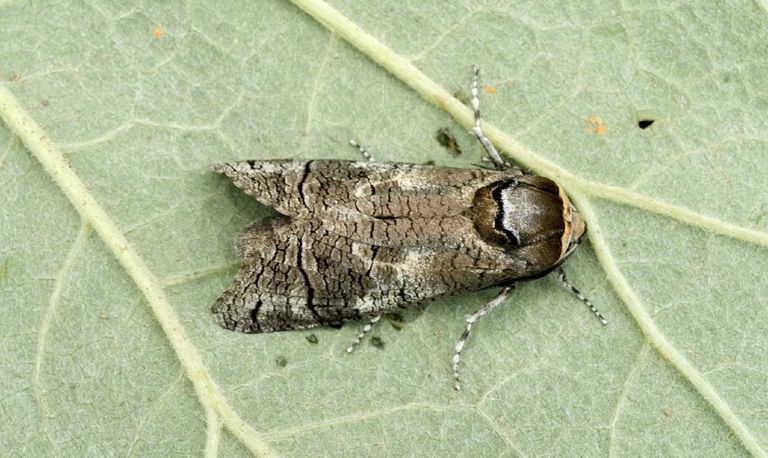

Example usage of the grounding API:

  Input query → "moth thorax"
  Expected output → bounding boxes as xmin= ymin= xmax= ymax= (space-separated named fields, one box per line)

xmin=472 ymin=176 xmax=584 ymax=267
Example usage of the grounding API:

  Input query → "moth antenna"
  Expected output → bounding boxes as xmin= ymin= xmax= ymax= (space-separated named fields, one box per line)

xmin=452 ymin=286 xmax=514 ymax=390
xmin=346 ymin=314 xmax=382 ymax=353
xmin=349 ymin=139 xmax=375 ymax=162
xmin=470 ymin=65 xmax=506 ymax=170
xmin=554 ymin=267 xmax=608 ymax=325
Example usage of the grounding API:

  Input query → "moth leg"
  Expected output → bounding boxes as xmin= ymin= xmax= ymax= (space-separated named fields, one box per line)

xmin=452 ymin=286 xmax=515 ymax=391
xmin=345 ymin=314 xmax=382 ymax=353
xmin=349 ymin=140 xmax=375 ymax=162
xmin=554 ymin=267 xmax=608 ymax=325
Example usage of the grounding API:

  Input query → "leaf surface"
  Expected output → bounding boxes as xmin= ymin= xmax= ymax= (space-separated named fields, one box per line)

xmin=1 ymin=0 xmax=767 ymax=456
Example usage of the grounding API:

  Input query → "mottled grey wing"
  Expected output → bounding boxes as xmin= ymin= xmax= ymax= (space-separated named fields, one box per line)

xmin=212 ymin=212 xmax=529 ymax=333
xmin=213 ymin=160 xmax=507 ymax=219
xmin=213 ymin=216 xmax=385 ymax=333
xmin=212 ymin=160 xmax=533 ymax=333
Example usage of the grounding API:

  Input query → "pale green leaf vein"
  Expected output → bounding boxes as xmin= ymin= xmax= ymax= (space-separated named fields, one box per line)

xmin=576 ymin=194 xmax=765 ymax=458
xmin=0 ymin=83 xmax=276 ymax=458
xmin=33 ymin=220 xmax=91 ymax=447
xmin=608 ymin=343 xmax=650 ymax=457
xmin=288 ymin=0 xmax=768 ymax=249
xmin=126 ymin=370 xmax=186 ymax=457
xmin=288 ymin=0 xmax=767 ymax=455
xmin=161 ymin=261 xmax=239 ymax=288
xmin=476 ymin=408 xmax=526 ymax=457
xmin=299 ymin=34 xmax=338 ymax=155
xmin=263 ymin=402 xmax=468 ymax=442
xmin=410 ymin=10 xmax=474 ymax=63
xmin=205 ymin=406 xmax=222 ymax=458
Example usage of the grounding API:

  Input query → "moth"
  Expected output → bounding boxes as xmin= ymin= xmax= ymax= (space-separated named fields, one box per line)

xmin=213 ymin=66 xmax=606 ymax=390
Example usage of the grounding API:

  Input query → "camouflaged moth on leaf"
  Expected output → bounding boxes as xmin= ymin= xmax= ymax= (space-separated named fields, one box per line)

xmin=212 ymin=66 xmax=606 ymax=390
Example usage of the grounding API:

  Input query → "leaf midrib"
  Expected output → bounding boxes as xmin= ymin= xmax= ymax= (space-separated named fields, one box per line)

xmin=287 ymin=0 xmax=768 ymax=249
xmin=1 ymin=0 xmax=765 ymax=455
xmin=288 ymin=0 xmax=766 ymax=455
xmin=0 ymin=84 xmax=276 ymax=458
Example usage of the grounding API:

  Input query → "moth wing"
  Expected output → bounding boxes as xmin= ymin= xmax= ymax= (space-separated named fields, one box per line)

xmin=213 ymin=212 xmax=533 ymax=333
xmin=214 ymin=160 xmax=507 ymax=218
xmin=213 ymin=216 xmax=388 ymax=333
xmin=213 ymin=161 xmax=314 ymax=218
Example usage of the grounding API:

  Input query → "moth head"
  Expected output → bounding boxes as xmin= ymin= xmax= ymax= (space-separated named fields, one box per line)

xmin=472 ymin=176 xmax=586 ymax=272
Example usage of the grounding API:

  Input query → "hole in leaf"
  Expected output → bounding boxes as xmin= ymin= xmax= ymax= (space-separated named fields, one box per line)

xmin=638 ymin=119 xmax=655 ymax=129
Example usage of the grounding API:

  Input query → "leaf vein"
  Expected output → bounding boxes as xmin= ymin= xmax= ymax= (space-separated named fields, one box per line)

xmin=577 ymin=194 xmax=765 ymax=457
xmin=288 ymin=0 xmax=768 ymax=248
xmin=33 ymin=220 xmax=91 ymax=448
xmin=0 ymin=83 xmax=276 ymax=458
xmin=286 ymin=2 xmax=767 ymax=455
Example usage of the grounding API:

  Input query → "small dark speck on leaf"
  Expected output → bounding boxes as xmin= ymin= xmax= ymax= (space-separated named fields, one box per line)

xmin=387 ymin=312 xmax=406 ymax=331
xmin=370 ymin=336 xmax=385 ymax=349
xmin=435 ymin=127 xmax=462 ymax=156
xmin=305 ymin=333 xmax=319 ymax=344
xmin=275 ymin=356 xmax=288 ymax=367
xmin=41 ymin=99 xmax=50 ymax=107
xmin=638 ymin=119 xmax=655 ymax=129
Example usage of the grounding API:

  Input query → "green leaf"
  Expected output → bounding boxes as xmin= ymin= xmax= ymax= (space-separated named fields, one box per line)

xmin=2 ymin=0 xmax=767 ymax=456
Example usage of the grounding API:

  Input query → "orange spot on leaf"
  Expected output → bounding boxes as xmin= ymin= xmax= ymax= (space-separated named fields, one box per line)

xmin=586 ymin=115 xmax=608 ymax=136
xmin=153 ymin=26 xmax=164 ymax=39
xmin=484 ymin=85 xmax=496 ymax=95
